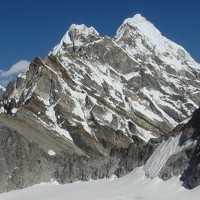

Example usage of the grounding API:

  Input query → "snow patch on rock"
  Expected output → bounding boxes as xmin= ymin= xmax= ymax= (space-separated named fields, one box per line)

xmin=48 ymin=150 xmax=56 ymax=156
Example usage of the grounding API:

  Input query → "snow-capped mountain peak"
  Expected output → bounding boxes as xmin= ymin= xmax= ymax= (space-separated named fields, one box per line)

xmin=122 ymin=13 xmax=152 ymax=28
xmin=52 ymin=24 xmax=100 ymax=55
xmin=116 ymin=13 xmax=200 ymax=72
xmin=68 ymin=24 xmax=100 ymax=37
xmin=115 ymin=13 xmax=161 ymax=40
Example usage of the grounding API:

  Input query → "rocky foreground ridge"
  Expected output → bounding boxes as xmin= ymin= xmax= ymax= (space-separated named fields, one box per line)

xmin=0 ymin=14 xmax=200 ymax=192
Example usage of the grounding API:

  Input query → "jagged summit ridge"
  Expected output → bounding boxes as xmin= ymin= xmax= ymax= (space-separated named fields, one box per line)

xmin=52 ymin=13 xmax=200 ymax=71
xmin=52 ymin=24 xmax=100 ymax=55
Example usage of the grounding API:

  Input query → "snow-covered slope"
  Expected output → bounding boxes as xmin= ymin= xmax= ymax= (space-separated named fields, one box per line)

xmin=0 ymin=167 xmax=199 ymax=200
xmin=144 ymin=134 xmax=195 ymax=178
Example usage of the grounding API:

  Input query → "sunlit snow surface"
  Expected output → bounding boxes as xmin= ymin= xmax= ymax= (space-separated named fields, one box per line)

xmin=0 ymin=167 xmax=199 ymax=200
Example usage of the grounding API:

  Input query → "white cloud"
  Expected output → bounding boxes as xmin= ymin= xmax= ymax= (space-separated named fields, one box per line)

xmin=0 ymin=60 xmax=30 ymax=77
xmin=0 ymin=60 xmax=30 ymax=86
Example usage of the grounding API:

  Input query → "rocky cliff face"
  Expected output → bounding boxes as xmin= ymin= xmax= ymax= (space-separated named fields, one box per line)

xmin=0 ymin=14 xmax=200 ymax=192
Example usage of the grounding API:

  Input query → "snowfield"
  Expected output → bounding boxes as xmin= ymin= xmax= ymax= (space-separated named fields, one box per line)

xmin=0 ymin=167 xmax=199 ymax=200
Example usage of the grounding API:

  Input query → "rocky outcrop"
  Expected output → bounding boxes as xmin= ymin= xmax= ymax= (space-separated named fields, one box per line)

xmin=143 ymin=107 xmax=200 ymax=189
xmin=176 ymin=108 xmax=200 ymax=189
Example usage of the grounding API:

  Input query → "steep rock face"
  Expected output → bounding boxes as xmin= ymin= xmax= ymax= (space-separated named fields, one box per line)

xmin=0 ymin=14 xmax=200 ymax=191
xmin=0 ymin=119 xmax=52 ymax=192
xmin=0 ymin=113 xmax=156 ymax=193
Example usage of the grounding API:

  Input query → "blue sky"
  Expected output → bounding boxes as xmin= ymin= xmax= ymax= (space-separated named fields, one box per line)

xmin=0 ymin=0 xmax=200 ymax=85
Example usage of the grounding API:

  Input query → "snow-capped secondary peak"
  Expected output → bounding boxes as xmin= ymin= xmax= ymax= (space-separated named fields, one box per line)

xmin=65 ymin=24 xmax=100 ymax=45
xmin=68 ymin=24 xmax=99 ymax=37
xmin=52 ymin=24 xmax=100 ymax=55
